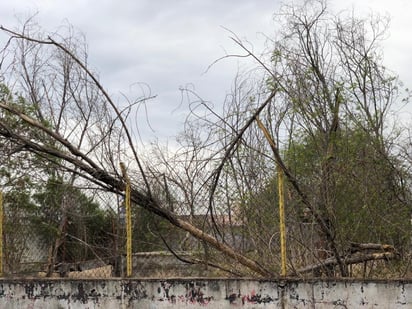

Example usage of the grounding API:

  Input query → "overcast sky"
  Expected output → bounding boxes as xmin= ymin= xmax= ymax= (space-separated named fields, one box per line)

xmin=1 ymin=0 xmax=411 ymax=141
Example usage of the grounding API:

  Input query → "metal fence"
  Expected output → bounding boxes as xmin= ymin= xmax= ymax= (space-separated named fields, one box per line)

xmin=0 ymin=182 xmax=228 ymax=279
xmin=0 ymin=174 xmax=409 ymax=279
xmin=0 ymin=186 xmax=119 ymax=278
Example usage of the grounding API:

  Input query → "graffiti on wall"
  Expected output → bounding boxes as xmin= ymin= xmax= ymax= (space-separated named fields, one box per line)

xmin=157 ymin=281 xmax=213 ymax=305
xmin=226 ymin=289 xmax=274 ymax=305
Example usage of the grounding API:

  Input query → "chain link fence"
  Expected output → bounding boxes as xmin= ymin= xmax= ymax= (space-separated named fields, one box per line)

xmin=1 ymin=185 xmax=118 ymax=278
xmin=0 ymin=171 xmax=410 ymax=279
xmin=0 ymin=180 xmax=229 ymax=279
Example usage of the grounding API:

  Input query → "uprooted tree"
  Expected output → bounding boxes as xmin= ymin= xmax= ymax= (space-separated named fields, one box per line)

xmin=1 ymin=0 xmax=412 ymax=278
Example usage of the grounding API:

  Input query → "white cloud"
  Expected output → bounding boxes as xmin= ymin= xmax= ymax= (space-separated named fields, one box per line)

xmin=1 ymin=0 xmax=411 ymax=140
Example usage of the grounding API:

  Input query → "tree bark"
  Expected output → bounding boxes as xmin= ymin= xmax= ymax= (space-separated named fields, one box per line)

xmin=297 ymin=252 xmax=397 ymax=275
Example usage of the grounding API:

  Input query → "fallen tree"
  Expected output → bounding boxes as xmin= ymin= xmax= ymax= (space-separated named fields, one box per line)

xmin=1 ymin=0 xmax=411 ymax=279
xmin=0 ymin=24 xmax=274 ymax=277
xmin=297 ymin=243 xmax=398 ymax=275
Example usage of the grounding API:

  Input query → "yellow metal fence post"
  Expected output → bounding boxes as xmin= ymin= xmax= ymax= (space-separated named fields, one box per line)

xmin=256 ymin=118 xmax=287 ymax=276
xmin=277 ymin=165 xmax=287 ymax=276
xmin=120 ymin=163 xmax=132 ymax=277
xmin=0 ymin=191 xmax=3 ymax=277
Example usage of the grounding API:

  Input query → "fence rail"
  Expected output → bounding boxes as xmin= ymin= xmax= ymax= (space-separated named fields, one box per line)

xmin=0 ymin=179 xmax=409 ymax=279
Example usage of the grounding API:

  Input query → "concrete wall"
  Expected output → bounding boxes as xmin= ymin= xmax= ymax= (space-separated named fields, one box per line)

xmin=0 ymin=278 xmax=411 ymax=308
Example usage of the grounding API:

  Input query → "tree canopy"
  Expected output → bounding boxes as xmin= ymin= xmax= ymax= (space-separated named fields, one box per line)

xmin=0 ymin=0 xmax=411 ymax=278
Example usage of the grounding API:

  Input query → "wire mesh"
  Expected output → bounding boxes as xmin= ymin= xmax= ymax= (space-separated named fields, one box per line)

xmin=0 ymin=179 xmax=234 ymax=279
xmin=0 ymin=159 xmax=410 ymax=279
xmin=1 ymin=186 xmax=119 ymax=278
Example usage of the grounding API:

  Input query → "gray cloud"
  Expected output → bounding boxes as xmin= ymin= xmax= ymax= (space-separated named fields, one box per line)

xmin=1 ymin=0 xmax=411 ymax=140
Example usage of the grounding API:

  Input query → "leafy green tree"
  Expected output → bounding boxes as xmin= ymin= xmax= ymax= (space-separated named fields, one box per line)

xmin=0 ymin=84 xmax=51 ymax=188
xmin=285 ymin=128 xmax=411 ymax=250
xmin=2 ymin=188 xmax=40 ymax=274
xmin=132 ymin=206 xmax=183 ymax=252
xmin=1 ymin=2 xmax=412 ymax=278
xmin=238 ymin=126 xmax=411 ymax=275
xmin=199 ymin=0 xmax=412 ymax=277
xmin=32 ymin=177 xmax=115 ymax=268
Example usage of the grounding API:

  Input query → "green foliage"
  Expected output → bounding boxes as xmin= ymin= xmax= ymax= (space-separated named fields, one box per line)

xmin=3 ymin=188 xmax=39 ymax=273
xmin=285 ymin=128 xmax=411 ymax=249
xmin=237 ymin=176 xmax=280 ymax=270
xmin=239 ymin=125 xmax=411 ymax=275
xmin=132 ymin=205 xmax=184 ymax=252
xmin=0 ymin=83 xmax=56 ymax=188
xmin=1 ymin=83 xmax=114 ymax=269
xmin=32 ymin=177 xmax=115 ymax=262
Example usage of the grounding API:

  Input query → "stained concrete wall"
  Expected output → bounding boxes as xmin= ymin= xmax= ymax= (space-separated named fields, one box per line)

xmin=0 ymin=278 xmax=411 ymax=308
